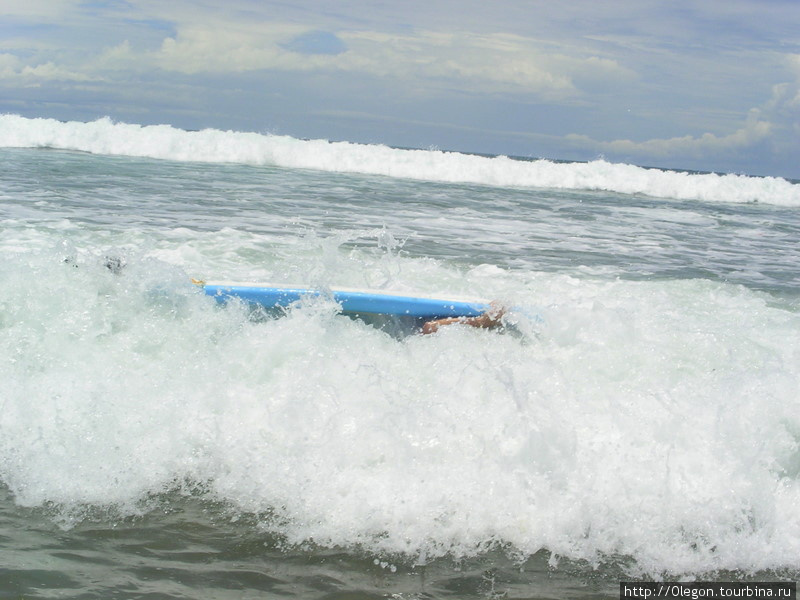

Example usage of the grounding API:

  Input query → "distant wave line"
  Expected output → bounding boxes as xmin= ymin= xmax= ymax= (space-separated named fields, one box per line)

xmin=1 ymin=114 xmax=798 ymax=206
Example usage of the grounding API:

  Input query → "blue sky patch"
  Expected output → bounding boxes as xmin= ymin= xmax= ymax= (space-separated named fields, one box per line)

xmin=281 ymin=30 xmax=347 ymax=55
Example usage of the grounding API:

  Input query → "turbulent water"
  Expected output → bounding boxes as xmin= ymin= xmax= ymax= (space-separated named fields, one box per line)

xmin=1 ymin=115 xmax=799 ymax=599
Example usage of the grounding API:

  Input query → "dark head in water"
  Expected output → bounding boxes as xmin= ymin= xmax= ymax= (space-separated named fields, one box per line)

xmin=104 ymin=256 xmax=126 ymax=275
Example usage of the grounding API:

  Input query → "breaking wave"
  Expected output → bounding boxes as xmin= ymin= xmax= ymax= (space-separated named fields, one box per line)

xmin=1 ymin=114 xmax=798 ymax=206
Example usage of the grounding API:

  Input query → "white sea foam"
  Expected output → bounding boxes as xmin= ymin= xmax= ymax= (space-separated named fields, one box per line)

xmin=1 ymin=114 xmax=798 ymax=206
xmin=1 ymin=229 xmax=799 ymax=577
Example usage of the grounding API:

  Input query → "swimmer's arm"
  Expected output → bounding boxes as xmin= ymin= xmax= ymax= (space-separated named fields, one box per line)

xmin=421 ymin=302 xmax=505 ymax=335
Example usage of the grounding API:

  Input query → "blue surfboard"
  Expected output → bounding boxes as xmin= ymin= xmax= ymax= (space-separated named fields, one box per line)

xmin=199 ymin=281 xmax=491 ymax=319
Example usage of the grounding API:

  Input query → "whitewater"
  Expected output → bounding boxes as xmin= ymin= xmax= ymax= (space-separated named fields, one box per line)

xmin=1 ymin=115 xmax=799 ymax=599
xmin=2 ymin=114 xmax=799 ymax=206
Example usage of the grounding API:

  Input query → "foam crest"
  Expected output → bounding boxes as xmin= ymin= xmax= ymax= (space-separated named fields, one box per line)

xmin=2 ymin=114 xmax=798 ymax=206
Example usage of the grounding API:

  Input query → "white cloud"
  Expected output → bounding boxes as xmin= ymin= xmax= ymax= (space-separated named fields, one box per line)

xmin=776 ymin=54 xmax=800 ymax=109
xmin=0 ymin=53 xmax=100 ymax=83
xmin=340 ymin=30 xmax=579 ymax=96
xmin=20 ymin=61 xmax=100 ymax=82
xmin=564 ymin=75 xmax=799 ymax=162
xmin=3 ymin=3 xmax=615 ymax=99
xmin=574 ymin=114 xmax=771 ymax=158
xmin=93 ymin=40 xmax=136 ymax=69
xmin=0 ymin=3 xmax=646 ymax=98
xmin=0 ymin=53 xmax=22 ymax=76
xmin=154 ymin=23 xmax=306 ymax=74
xmin=103 ymin=23 xmax=628 ymax=99
xmin=766 ymin=81 xmax=800 ymax=114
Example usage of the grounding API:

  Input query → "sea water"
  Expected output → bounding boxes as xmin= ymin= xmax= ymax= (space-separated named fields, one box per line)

xmin=0 ymin=116 xmax=799 ymax=599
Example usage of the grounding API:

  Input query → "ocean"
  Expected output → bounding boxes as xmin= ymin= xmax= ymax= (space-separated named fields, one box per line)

xmin=1 ymin=115 xmax=799 ymax=599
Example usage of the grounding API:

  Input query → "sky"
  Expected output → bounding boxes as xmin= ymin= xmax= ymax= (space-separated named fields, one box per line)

xmin=1 ymin=0 xmax=799 ymax=179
